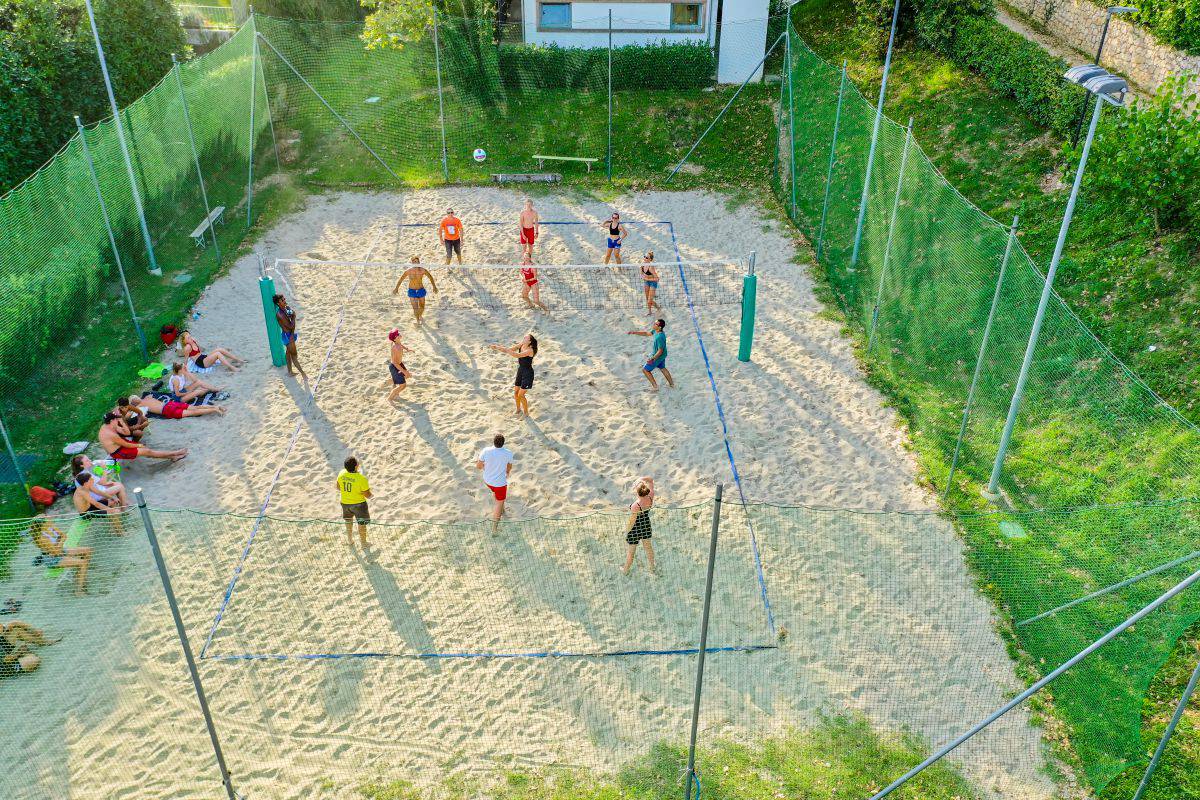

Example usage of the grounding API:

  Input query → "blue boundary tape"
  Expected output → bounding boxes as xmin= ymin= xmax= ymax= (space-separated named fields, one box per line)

xmin=668 ymin=222 xmax=776 ymax=636
xmin=202 ymin=218 xmax=777 ymax=658
xmin=200 ymin=227 xmax=390 ymax=658
xmin=202 ymin=643 xmax=778 ymax=662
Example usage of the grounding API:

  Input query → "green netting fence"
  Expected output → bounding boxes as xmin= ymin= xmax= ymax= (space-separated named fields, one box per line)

xmin=777 ymin=16 xmax=1200 ymax=792
xmin=6 ymin=498 xmax=1198 ymax=798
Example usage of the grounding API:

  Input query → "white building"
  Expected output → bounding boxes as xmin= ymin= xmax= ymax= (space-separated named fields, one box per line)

xmin=503 ymin=0 xmax=771 ymax=83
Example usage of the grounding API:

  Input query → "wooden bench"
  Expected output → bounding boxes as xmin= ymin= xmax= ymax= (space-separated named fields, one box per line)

xmin=534 ymin=155 xmax=600 ymax=173
xmin=492 ymin=173 xmax=562 ymax=184
xmin=189 ymin=205 xmax=226 ymax=248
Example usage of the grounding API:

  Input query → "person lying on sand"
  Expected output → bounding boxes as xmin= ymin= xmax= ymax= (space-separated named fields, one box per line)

xmin=139 ymin=394 xmax=226 ymax=419
xmin=30 ymin=514 xmax=93 ymax=596
xmin=179 ymin=330 xmax=246 ymax=373
xmin=1 ymin=621 xmax=59 ymax=679
xmin=99 ymin=413 xmax=187 ymax=464
xmin=168 ymin=362 xmax=221 ymax=404
xmin=623 ymin=476 xmax=657 ymax=575
xmin=70 ymin=454 xmax=128 ymax=508
xmin=393 ymin=256 xmax=438 ymax=324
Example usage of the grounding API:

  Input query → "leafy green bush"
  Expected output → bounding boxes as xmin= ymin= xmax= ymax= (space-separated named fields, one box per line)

xmin=1083 ymin=74 xmax=1200 ymax=234
xmin=497 ymin=41 xmax=715 ymax=91
xmin=947 ymin=14 xmax=1080 ymax=133
xmin=1128 ymin=0 xmax=1200 ymax=55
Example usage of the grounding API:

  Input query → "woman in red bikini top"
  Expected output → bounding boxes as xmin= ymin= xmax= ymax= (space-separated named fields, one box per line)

xmin=519 ymin=257 xmax=548 ymax=313
xmin=179 ymin=330 xmax=246 ymax=373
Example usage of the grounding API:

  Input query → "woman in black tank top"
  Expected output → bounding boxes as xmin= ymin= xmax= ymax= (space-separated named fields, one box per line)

xmin=622 ymin=477 xmax=657 ymax=575
xmin=603 ymin=212 xmax=626 ymax=265
xmin=489 ymin=333 xmax=539 ymax=417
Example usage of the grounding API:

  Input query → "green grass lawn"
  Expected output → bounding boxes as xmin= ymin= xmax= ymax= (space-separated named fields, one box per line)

xmin=356 ymin=717 xmax=977 ymax=800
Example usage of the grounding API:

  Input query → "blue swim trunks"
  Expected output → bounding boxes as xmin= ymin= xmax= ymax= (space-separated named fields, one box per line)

xmin=407 ymin=287 xmax=427 ymax=299
xmin=644 ymin=356 xmax=667 ymax=372
xmin=644 ymin=280 xmax=659 ymax=289
xmin=607 ymin=237 xmax=622 ymax=249
xmin=281 ymin=331 xmax=297 ymax=346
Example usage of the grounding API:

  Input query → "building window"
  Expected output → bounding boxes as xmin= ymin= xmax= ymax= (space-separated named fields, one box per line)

xmin=671 ymin=3 xmax=702 ymax=30
xmin=540 ymin=3 xmax=571 ymax=28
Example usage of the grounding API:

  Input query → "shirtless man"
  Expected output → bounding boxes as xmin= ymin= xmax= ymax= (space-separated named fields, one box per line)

xmin=518 ymin=199 xmax=539 ymax=258
xmin=392 ymin=256 xmax=439 ymax=324
xmin=99 ymin=413 xmax=187 ymax=464
xmin=387 ymin=329 xmax=413 ymax=402
xmin=138 ymin=394 xmax=226 ymax=419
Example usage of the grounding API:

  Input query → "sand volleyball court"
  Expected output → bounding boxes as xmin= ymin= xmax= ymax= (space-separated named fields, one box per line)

xmin=1 ymin=189 xmax=1057 ymax=800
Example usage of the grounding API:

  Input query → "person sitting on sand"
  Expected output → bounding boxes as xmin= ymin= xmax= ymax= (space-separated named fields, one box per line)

xmin=622 ymin=476 xmax=657 ymax=575
xmin=167 ymin=362 xmax=221 ymax=404
xmin=114 ymin=396 xmax=150 ymax=442
xmin=30 ymin=514 xmax=93 ymax=596
xmin=519 ymin=257 xmax=549 ymax=313
xmin=387 ymin=329 xmax=412 ymax=402
xmin=139 ymin=394 xmax=226 ymax=420
xmin=99 ymin=413 xmax=187 ymax=464
xmin=179 ymin=330 xmax=246 ymax=373
xmin=640 ymin=252 xmax=661 ymax=315
xmin=393 ymin=256 xmax=438 ymax=324
xmin=1 ymin=621 xmax=59 ymax=679
xmin=70 ymin=454 xmax=128 ymax=508
xmin=72 ymin=471 xmax=125 ymax=521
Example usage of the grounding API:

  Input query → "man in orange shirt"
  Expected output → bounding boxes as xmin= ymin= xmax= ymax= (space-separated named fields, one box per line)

xmin=439 ymin=208 xmax=464 ymax=265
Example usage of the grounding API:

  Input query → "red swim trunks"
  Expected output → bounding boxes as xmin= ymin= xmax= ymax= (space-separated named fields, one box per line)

xmin=519 ymin=227 xmax=536 ymax=244
xmin=162 ymin=401 xmax=188 ymax=419
xmin=487 ymin=483 xmax=508 ymax=501
xmin=110 ymin=446 xmax=139 ymax=460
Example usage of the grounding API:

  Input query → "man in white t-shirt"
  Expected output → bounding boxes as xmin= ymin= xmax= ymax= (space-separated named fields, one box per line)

xmin=475 ymin=433 xmax=514 ymax=531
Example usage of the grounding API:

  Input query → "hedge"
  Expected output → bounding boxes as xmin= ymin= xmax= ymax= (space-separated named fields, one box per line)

xmin=946 ymin=14 xmax=1081 ymax=135
xmin=1124 ymin=0 xmax=1200 ymax=55
xmin=497 ymin=41 xmax=715 ymax=91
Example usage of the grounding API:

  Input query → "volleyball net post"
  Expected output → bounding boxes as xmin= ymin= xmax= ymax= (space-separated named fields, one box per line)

xmin=258 ymin=256 xmax=286 ymax=367
xmin=738 ymin=252 xmax=757 ymax=362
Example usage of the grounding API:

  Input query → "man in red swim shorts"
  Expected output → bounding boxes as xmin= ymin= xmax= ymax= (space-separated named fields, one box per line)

xmin=98 ymin=413 xmax=188 ymax=464
xmin=518 ymin=199 xmax=539 ymax=259
xmin=138 ymin=394 xmax=226 ymax=420
xmin=474 ymin=433 xmax=514 ymax=533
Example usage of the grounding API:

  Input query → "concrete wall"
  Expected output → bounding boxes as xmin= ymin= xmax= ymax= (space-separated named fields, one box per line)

xmin=1002 ymin=0 xmax=1200 ymax=94
xmin=521 ymin=0 xmax=707 ymax=46
xmin=717 ymin=1 xmax=770 ymax=83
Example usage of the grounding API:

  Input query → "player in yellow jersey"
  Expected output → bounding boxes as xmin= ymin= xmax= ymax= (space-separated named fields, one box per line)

xmin=335 ymin=456 xmax=373 ymax=548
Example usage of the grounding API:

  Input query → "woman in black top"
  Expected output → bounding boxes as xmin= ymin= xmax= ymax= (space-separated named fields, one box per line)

xmin=601 ymin=212 xmax=628 ymax=265
xmin=622 ymin=477 xmax=657 ymax=575
xmin=490 ymin=333 xmax=538 ymax=417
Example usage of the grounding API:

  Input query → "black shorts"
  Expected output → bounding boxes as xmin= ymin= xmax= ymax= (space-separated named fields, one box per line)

xmin=389 ymin=362 xmax=406 ymax=385
xmin=444 ymin=238 xmax=462 ymax=257
xmin=515 ymin=366 xmax=534 ymax=390
xmin=341 ymin=501 xmax=370 ymax=523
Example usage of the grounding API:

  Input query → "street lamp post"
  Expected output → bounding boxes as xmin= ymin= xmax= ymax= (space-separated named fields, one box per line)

xmin=1071 ymin=6 xmax=1137 ymax=148
xmin=984 ymin=66 xmax=1128 ymax=502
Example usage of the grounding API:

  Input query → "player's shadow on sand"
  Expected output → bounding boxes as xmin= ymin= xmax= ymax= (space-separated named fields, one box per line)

xmin=353 ymin=548 xmax=439 ymax=667
xmin=403 ymin=404 xmax=475 ymax=491
xmin=523 ymin=417 xmax=621 ymax=499
xmin=283 ymin=377 xmax=354 ymax=472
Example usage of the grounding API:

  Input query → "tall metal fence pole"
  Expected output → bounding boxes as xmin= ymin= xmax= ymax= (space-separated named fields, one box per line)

xmin=786 ymin=24 xmax=796 ymax=219
xmin=133 ymin=489 xmax=237 ymax=800
xmin=607 ymin=10 xmax=614 ymax=182
xmin=172 ymin=55 xmax=221 ymax=261
xmin=75 ymin=115 xmax=149 ymax=361
xmin=0 ymin=410 xmax=32 ymax=512
xmin=866 ymin=117 xmax=912 ymax=352
xmin=816 ymin=61 xmax=848 ymax=261
xmin=850 ymin=0 xmax=901 ymax=268
xmin=944 ymin=215 xmax=1018 ymax=504
xmin=431 ymin=10 xmax=450 ymax=182
xmin=868 ymin=561 xmax=1200 ymax=800
xmin=684 ymin=482 xmax=724 ymax=800
xmin=256 ymin=37 xmax=281 ymax=170
xmin=1132 ymin=655 xmax=1200 ymax=800
xmin=985 ymin=94 xmax=1107 ymax=500
xmin=246 ymin=10 xmax=258 ymax=229
xmin=83 ymin=0 xmax=161 ymax=276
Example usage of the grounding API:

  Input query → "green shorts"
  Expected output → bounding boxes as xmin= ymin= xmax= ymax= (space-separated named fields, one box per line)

xmin=341 ymin=501 xmax=370 ymax=524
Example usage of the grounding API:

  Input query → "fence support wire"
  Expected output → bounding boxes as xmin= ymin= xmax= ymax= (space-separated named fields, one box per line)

xmin=867 ymin=117 xmax=912 ymax=352
xmin=1132 ymin=654 xmax=1200 ymax=800
xmin=256 ymin=32 xmax=401 ymax=183
xmin=134 ymin=490 xmax=237 ymax=800
xmin=257 ymin=36 xmax=281 ymax=170
xmin=868 ymin=562 xmax=1200 ymax=799
xmin=685 ymin=483 xmax=723 ymax=800
xmin=246 ymin=11 xmax=259 ymax=228
xmin=172 ymin=54 xmax=221 ymax=260
xmin=816 ymin=60 xmax=847 ymax=261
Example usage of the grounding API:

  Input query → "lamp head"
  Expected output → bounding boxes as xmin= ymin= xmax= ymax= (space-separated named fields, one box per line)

xmin=1107 ymin=6 xmax=1138 ymax=14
